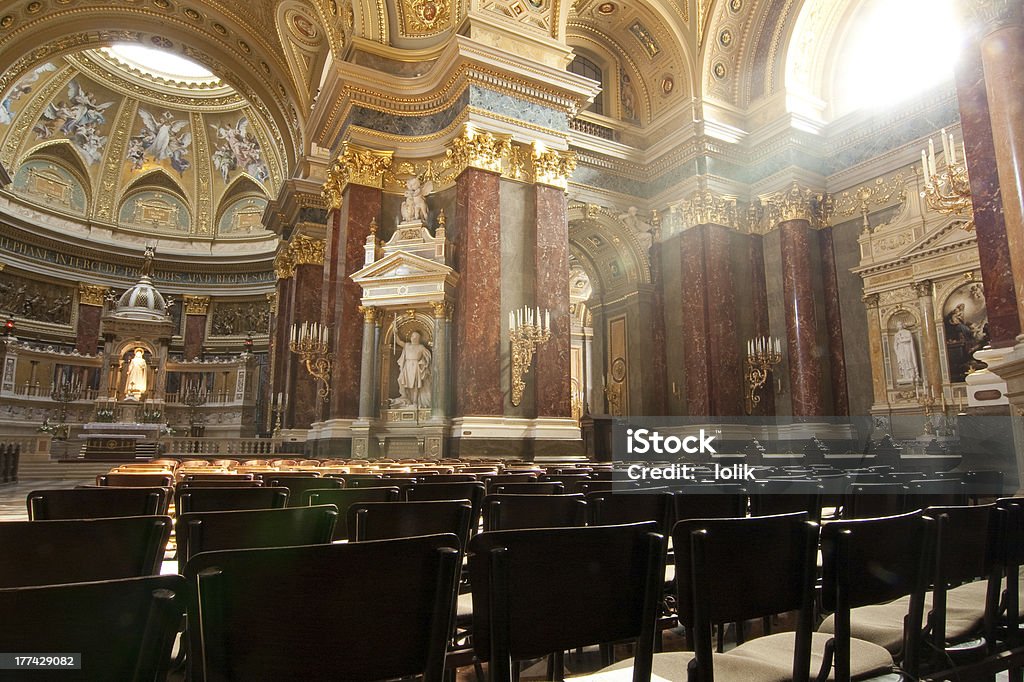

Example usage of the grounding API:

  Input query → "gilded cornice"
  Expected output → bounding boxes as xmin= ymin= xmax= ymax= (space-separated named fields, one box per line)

xmin=359 ymin=305 xmax=379 ymax=323
xmin=430 ymin=300 xmax=453 ymax=319
xmin=445 ymin=125 xmax=512 ymax=175
xmin=285 ymin=234 xmax=326 ymax=268
xmin=322 ymin=143 xmax=395 ymax=209
xmin=273 ymin=248 xmax=295 ymax=280
xmin=757 ymin=182 xmax=831 ymax=230
xmin=184 ymin=295 xmax=211 ymax=316
xmin=532 ymin=145 xmax=577 ymax=190
xmin=676 ymin=189 xmax=740 ymax=230
xmin=78 ymin=283 xmax=109 ymax=307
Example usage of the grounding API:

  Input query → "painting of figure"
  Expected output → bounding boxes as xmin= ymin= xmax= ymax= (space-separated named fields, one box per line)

xmin=0 ymin=63 xmax=58 ymax=125
xmin=126 ymin=109 xmax=192 ymax=175
xmin=209 ymin=115 xmax=269 ymax=183
xmin=32 ymin=80 xmax=116 ymax=165
xmin=943 ymin=283 xmax=989 ymax=383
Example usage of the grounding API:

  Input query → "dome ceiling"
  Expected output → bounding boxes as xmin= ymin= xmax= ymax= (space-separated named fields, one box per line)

xmin=0 ymin=46 xmax=284 ymax=248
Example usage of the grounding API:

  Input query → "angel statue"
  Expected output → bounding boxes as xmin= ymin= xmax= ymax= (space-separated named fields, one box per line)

xmin=400 ymin=176 xmax=433 ymax=223
xmin=390 ymin=330 xmax=432 ymax=409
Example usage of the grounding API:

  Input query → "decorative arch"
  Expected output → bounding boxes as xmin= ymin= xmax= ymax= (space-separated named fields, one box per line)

xmin=276 ymin=1 xmax=330 ymax=112
xmin=121 ymin=168 xmax=192 ymax=207
xmin=11 ymin=142 xmax=90 ymax=216
xmin=118 ymin=185 xmax=193 ymax=234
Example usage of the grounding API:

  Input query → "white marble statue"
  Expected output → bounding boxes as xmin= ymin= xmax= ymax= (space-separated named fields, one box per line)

xmin=893 ymin=322 xmax=919 ymax=384
xmin=392 ymin=331 xmax=432 ymax=408
xmin=619 ymin=206 xmax=654 ymax=250
xmin=124 ymin=348 xmax=148 ymax=400
xmin=400 ymin=177 xmax=433 ymax=223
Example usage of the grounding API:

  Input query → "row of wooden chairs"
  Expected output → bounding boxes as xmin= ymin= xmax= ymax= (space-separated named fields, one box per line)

xmin=0 ymin=442 xmax=19 ymax=485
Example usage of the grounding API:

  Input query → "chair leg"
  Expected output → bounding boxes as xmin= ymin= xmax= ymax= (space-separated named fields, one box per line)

xmin=474 ymin=659 xmax=486 ymax=682
xmin=549 ymin=651 xmax=564 ymax=681
xmin=599 ymin=643 xmax=613 ymax=668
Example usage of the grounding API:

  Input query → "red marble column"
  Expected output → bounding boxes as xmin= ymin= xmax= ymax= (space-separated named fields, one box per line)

xmin=748 ymin=234 xmax=775 ymax=415
xmin=780 ymin=219 xmax=825 ymax=417
xmin=324 ymin=184 xmax=382 ymax=420
xmin=184 ymin=315 xmax=206 ymax=361
xmin=956 ymin=37 xmax=1021 ymax=346
xmin=819 ymin=229 xmax=849 ymax=415
xmin=453 ymin=168 xmax=503 ymax=416
xmin=289 ymin=263 xmax=324 ymax=428
xmin=75 ymin=304 xmax=102 ymax=355
xmin=533 ymin=184 xmax=571 ymax=418
xmin=680 ymin=227 xmax=711 ymax=416
xmin=705 ymin=224 xmax=743 ymax=416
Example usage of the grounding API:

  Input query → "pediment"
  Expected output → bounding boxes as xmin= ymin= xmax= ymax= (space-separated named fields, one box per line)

xmin=351 ymin=250 xmax=455 ymax=284
xmin=895 ymin=219 xmax=974 ymax=260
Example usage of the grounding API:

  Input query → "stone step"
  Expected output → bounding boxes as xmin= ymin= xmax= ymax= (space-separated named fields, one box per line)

xmin=16 ymin=461 xmax=116 ymax=481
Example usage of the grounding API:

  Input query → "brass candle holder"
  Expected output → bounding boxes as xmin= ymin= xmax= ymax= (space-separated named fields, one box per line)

xmin=509 ymin=305 xmax=551 ymax=407
xmin=921 ymin=128 xmax=973 ymax=230
xmin=289 ymin=321 xmax=332 ymax=402
xmin=745 ymin=335 xmax=782 ymax=414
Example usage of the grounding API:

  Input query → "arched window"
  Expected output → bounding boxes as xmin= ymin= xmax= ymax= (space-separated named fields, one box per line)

xmin=568 ymin=54 xmax=604 ymax=116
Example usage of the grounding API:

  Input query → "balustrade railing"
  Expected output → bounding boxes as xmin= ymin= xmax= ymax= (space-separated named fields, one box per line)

xmin=163 ymin=437 xmax=282 ymax=457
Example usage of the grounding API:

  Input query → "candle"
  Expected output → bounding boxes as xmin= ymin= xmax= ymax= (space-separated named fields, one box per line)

xmin=545 ymin=310 xmax=550 ymax=331
xmin=940 ymin=128 xmax=950 ymax=165
xmin=948 ymin=132 xmax=956 ymax=165
xmin=921 ymin=150 xmax=930 ymax=183
xmin=928 ymin=138 xmax=936 ymax=176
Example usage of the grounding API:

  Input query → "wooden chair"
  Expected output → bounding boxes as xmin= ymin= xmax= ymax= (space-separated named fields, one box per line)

xmin=482 ymin=493 xmax=587 ymax=531
xmin=349 ymin=500 xmax=474 ymax=549
xmin=904 ymin=480 xmax=969 ymax=511
xmin=0 ymin=575 xmax=186 ymax=682
xmin=185 ymin=534 xmax=459 ymax=682
xmin=97 ymin=472 xmax=174 ymax=488
xmin=818 ymin=511 xmax=934 ymax=681
xmin=749 ymin=480 xmax=825 ymax=523
xmin=491 ymin=481 xmax=564 ymax=495
xmin=301 ymin=487 xmax=401 ymax=540
xmin=183 ymin=473 xmax=254 ymax=483
xmin=586 ymin=491 xmax=674 ymax=534
xmin=468 ymin=522 xmax=664 ymax=682
xmin=405 ymin=481 xmax=486 ymax=532
xmin=266 ymin=476 xmax=343 ymax=506
xmin=176 ymin=486 xmax=289 ymax=513
xmin=538 ymin=474 xmax=592 ymax=494
xmin=842 ymin=482 xmax=906 ymax=519
xmin=0 ymin=516 xmax=171 ymax=588
xmin=673 ymin=488 xmax=747 ymax=522
xmin=176 ymin=479 xmax=263 ymax=488
xmin=27 ymin=486 xmax=171 ymax=520
xmin=176 ymin=505 xmax=338 ymax=574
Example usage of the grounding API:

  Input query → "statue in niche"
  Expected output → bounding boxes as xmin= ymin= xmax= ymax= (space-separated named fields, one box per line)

xmin=124 ymin=348 xmax=149 ymax=400
xmin=892 ymin=321 xmax=919 ymax=385
xmin=400 ymin=176 xmax=433 ymax=223
xmin=619 ymin=206 xmax=654 ymax=250
xmin=390 ymin=331 xmax=432 ymax=408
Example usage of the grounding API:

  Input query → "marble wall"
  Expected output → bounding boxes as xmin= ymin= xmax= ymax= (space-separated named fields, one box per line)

xmin=499 ymin=180 xmax=533 ymax=418
xmin=533 ymin=184 xmax=572 ymax=418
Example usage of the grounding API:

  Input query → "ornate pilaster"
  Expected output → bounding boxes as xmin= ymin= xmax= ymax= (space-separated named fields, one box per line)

xmin=288 ymin=236 xmax=326 ymax=429
xmin=357 ymin=305 xmax=379 ymax=420
xmin=863 ymin=293 xmax=889 ymax=407
xmin=431 ymin=301 xmax=452 ymax=420
xmin=914 ymin=280 xmax=945 ymax=397
xmin=76 ymin=284 xmax=108 ymax=354
xmin=183 ymin=295 xmax=210 ymax=361
xmin=534 ymin=174 xmax=572 ymax=418
xmin=531 ymin=144 xmax=577 ymax=191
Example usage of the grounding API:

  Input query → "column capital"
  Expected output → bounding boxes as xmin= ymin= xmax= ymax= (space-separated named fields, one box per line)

xmin=913 ymin=280 xmax=935 ymax=298
xmin=676 ymin=188 xmax=740 ymax=230
xmin=862 ymin=293 xmax=881 ymax=308
xmin=183 ymin=295 xmax=211 ymax=316
xmin=961 ymin=0 xmax=1022 ymax=36
xmin=758 ymin=182 xmax=832 ymax=230
xmin=322 ymin=142 xmax=394 ymax=209
xmin=78 ymin=284 xmax=109 ymax=307
xmin=430 ymin=301 xmax=453 ymax=319
xmin=445 ymin=124 xmax=512 ymax=176
xmin=358 ymin=305 xmax=379 ymax=323
xmin=531 ymin=144 xmax=577 ymax=190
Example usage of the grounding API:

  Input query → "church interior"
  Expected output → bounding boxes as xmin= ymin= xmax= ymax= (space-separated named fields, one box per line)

xmin=0 ymin=0 xmax=1023 ymax=679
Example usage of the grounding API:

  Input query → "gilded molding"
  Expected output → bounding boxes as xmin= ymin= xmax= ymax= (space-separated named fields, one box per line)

xmin=862 ymin=293 xmax=881 ymax=308
xmin=78 ymin=283 xmax=109 ymax=307
xmin=266 ymin=291 xmax=278 ymax=316
xmin=677 ymin=189 xmax=739 ymax=230
xmin=445 ymin=125 xmax=512 ymax=175
xmin=274 ymin=249 xmax=295 ymax=280
xmin=913 ymin=280 xmax=934 ymax=299
xmin=359 ymin=305 xmax=379 ymax=323
xmin=757 ymin=182 xmax=832 ymax=231
xmin=184 ymin=295 xmax=211 ymax=316
xmin=286 ymin=234 xmax=326 ymax=267
xmin=430 ymin=301 xmax=453 ymax=319
xmin=322 ymin=142 xmax=394 ymax=209
xmin=531 ymin=144 xmax=577 ymax=190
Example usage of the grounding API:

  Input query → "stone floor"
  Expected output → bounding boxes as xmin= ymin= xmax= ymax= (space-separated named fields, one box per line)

xmin=0 ymin=477 xmax=95 ymax=521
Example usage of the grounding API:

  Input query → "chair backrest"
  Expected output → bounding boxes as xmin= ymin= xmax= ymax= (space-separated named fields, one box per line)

xmin=904 ymin=480 xmax=968 ymax=510
xmin=749 ymin=480 xmax=824 ymax=523
xmin=97 ymin=472 xmax=174 ymax=488
xmin=424 ymin=474 xmax=479 ymax=483
xmin=586 ymin=491 xmax=674 ymax=534
xmin=301 ymin=487 xmax=401 ymax=540
xmin=266 ymin=476 xmax=343 ymax=506
xmin=184 ymin=473 xmax=255 ymax=482
xmin=185 ymin=534 xmax=459 ymax=682
xmin=176 ymin=505 xmax=338 ymax=573
xmin=176 ymin=486 xmax=289 ymax=513
xmin=0 ymin=575 xmax=186 ymax=682
xmin=484 ymin=474 xmax=538 ymax=492
xmin=177 ymin=479 xmax=264 ymax=488
xmin=820 ymin=511 xmax=934 ymax=681
xmin=673 ymin=489 xmax=747 ymax=522
xmin=538 ymin=474 xmax=591 ymax=494
xmin=256 ymin=470 xmax=322 ymax=480
xmin=843 ymin=482 xmax=906 ymax=519
xmin=468 ymin=523 xmax=664 ymax=682
xmin=27 ymin=486 xmax=171 ymax=520
xmin=482 ymin=493 xmax=587 ymax=531
xmin=673 ymin=513 xmax=818 ymax=682
xmin=491 ymin=482 xmax=564 ymax=495
xmin=405 ymin=482 xmax=486 ymax=529
xmin=0 ymin=515 xmax=171 ymax=588
xmin=349 ymin=500 xmax=474 ymax=549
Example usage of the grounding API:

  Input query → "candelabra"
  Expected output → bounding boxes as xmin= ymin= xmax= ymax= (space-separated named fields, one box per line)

xmin=289 ymin=321 xmax=332 ymax=402
xmin=181 ymin=379 xmax=209 ymax=438
xmin=508 ymin=305 xmax=551 ymax=407
xmin=921 ymin=128 xmax=974 ymax=230
xmin=744 ymin=336 xmax=782 ymax=414
xmin=272 ymin=392 xmax=287 ymax=436
xmin=49 ymin=375 xmax=83 ymax=439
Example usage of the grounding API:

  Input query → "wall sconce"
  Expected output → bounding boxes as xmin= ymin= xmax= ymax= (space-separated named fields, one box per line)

xmin=289 ymin=321 xmax=332 ymax=402
xmin=745 ymin=335 xmax=782 ymax=414
xmin=509 ymin=305 xmax=551 ymax=406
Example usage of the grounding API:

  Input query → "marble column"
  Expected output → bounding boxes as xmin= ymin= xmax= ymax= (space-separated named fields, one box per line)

xmin=75 ymin=284 xmax=107 ymax=355
xmin=863 ymin=294 xmax=888 ymax=407
xmin=453 ymin=167 xmax=503 ymax=416
xmin=705 ymin=224 xmax=744 ymax=416
xmin=183 ymin=295 xmax=210 ymax=361
xmin=915 ymin=280 xmax=944 ymax=395
xmin=748 ymin=234 xmax=775 ymax=415
xmin=326 ymin=184 xmax=383 ymax=420
xmin=956 ymin=32 xmax=1020 ymax=345
xmin=357 ymin=306 xmax=378 ymax=419
xmin=646 ymin=216 xmax=669 ymax=416
xmin=431 ymin=302 xmax=451 ymax=420
xmin=273 ymin=276 xmax=293 ymax=427
xmin=286 ymin=240 xmax=325 ymax=428
xmin=972 ymin=3 xmax=1024 ymax=335
xmin=679 ymin=226 xmax=711 ymax=416
xmin=780 ymin=219 xmax=825 ymax=417
xmin=819 ymin=229 xmax=849 ymax=415
xmin=533 ymin=183 xmax=572 ymax=418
